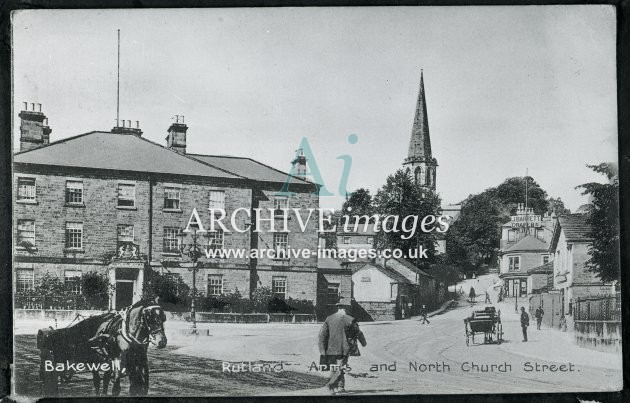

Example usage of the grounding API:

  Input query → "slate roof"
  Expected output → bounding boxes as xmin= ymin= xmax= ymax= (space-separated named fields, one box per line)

xmin=317 ymin=258 xmax=351 ymax=272
xmin=558 ymin=214 xmax=593 ymax=242
xmin=189 ymin=154 xmax=311 ymax=184
xmin=389 ymin=258 xmax=434 ymax=278
xmin=549 ymin=213 xmax=593 ymax=252
xmin=345 ymin=262 xmax=368 ymax=274
xmin=527 ymin=261 xmax=554 ymax=274
xmin=506 ymin=235 xmax=548 ymax=252
xmin=14 ymin=131 xmax=241 ymax=179
xmin=360 ymin=263 xmax=412 ymax=284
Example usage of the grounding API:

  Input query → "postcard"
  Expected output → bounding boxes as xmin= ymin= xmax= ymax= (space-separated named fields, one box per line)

xmin=10 ymin=6 xmax=621 ymax=397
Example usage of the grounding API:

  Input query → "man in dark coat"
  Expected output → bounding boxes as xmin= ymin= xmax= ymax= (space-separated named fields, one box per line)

xmin=419 ymin=305 xmax=430 ymax=324
xmin=318 ymin=298 xmax=366 ymax=395
xmin=520 ymin=306 xmax=529 ymax=342
xmin=535 ymin=307 xmax=544 ymax=330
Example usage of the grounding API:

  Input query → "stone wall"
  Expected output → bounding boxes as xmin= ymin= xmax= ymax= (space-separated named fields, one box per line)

xmin=574 ymin=320 xmax=622 ymax=352
xmin=164 ymin=266 xmax=251 ymax=297
xmin=357 ymin=301 xmax=397 ymax=321
xmin=257 ymin=270 xmax=318 ymax=302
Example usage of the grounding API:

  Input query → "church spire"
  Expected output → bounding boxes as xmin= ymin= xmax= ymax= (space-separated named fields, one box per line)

xmin=406 ymin=69 xmax=432 ymax=162
xmin=403 ymin=70 xmax=437 ymax=190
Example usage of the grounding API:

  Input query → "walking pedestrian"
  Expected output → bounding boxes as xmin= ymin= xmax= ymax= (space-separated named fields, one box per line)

xmin=318 ymin=298 xmax=367 ymax=395
xmin=520 ymin=306 xmax=529 ymax=342
xmin=535 ymin=306 xmax=544 ymax=330
xmin=419 ymin=305 xmax=430 ymax=324
xmin=484 ymin=291 xmax=491 ymax=304
xmin=559 ymin=314 xmax=567 ymax=332
xmin=469 ymin=286 xmax=476 ymax=304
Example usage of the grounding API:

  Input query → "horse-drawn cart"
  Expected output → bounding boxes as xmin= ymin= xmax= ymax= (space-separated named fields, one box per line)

xmin=464 ymin=306 xmax=503 ymax=346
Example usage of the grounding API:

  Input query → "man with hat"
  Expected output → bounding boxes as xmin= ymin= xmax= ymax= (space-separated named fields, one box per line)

xmin=318 ymin=298 xmax=366 ymax=395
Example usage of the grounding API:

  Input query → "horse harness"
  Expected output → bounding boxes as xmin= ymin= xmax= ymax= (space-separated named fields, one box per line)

xmin=118 ymin=304 xmax=165 ymax=346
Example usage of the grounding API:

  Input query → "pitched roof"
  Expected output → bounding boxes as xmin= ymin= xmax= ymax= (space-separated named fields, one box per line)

xmin=189 ymin=154 xmax=311 ymax=185
xmin=558 ymin=214 xmax=593 ymax=242
xmin=317 ymin=258 xmax=351 ymax=273
xmin=549 ymin=213 xmax=593 ymax=252
xmin=506 ymin=235 xmax=548 ymax=252
xmin=357 ymin=263 xmax=412 ymax=284
xmin=527 ymin=261 xmax=554 ymax=274
xmin=345 ymin=262 xmax=368 ymax=274
xmin=389 ymin=258 xmax=433 ymax=278
xmin=14 ymin=131 xmax=241 ymax=179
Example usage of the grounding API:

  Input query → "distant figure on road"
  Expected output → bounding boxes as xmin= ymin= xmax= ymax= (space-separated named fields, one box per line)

xmin=484 ymin=291 xmax=491 ymax=304
xmin=419 ymin=305 xmax=430 ymax=324
xmin=318 ymin=298 xmax=366 ymax=395
xmin=520 ymin=307 xmax=530 ymax=342
xmin=468 ymin=287 xmax=476 ymax=304
xmin=559 ymin=314 xmax=567 ymax=332
xmin=497 ymin=288 xmax=503 ymax=302
xmin=535 ymin=307 xmax=544 ymax=330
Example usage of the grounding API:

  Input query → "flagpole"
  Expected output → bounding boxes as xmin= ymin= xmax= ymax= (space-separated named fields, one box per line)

xmin=116 ymin=29 xmax=120 ymax=127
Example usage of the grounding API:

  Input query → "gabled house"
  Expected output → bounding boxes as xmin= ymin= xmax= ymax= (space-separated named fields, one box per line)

xmin=350 ymin=262 xmax=413 ymax=321
xmin=498 ymin=235 xmax=550 ymax=297
xmin=384 ymin=258 xmax=437 ymax=313
xmin=549 ymin=214 xmax=614 ymax=315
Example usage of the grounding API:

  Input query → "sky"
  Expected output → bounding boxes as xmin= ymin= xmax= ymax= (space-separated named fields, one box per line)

xmin=12 ymin=6 xmax=617 ymax=211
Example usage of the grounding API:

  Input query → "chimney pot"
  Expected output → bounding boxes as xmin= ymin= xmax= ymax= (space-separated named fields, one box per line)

xmin=23 ymin=102 xmax=27 ymax=110
xmin=31 ymin=103 xmax=35 ymax=111
xmin=136 ymin=121 xmax=139 ymax=128
xmin=37 ymin=103 xmax=42 ymax=112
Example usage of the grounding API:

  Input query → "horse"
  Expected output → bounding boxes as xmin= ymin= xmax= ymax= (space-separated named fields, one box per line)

xmin=89 ymin=300 xmax=167 ymax=396
xmin=37 ymin=300 xmax=167 ymax=397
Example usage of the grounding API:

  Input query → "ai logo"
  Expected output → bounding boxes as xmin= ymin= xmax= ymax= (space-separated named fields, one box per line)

xmin=277 ymin=134 xmax=359 ymax=197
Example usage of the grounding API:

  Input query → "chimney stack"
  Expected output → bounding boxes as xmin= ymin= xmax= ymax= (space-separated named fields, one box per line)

xmin=111 ymin=119 xmax=143 ymax=136
xmin=19 ymin=102 xmax=51 ymax=152
xmin=166 ymin=115 xmax=188 ymax=154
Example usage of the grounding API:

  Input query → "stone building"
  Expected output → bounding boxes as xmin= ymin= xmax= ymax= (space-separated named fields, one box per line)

xmin=350 ymin=261 xmax=414 ymax=321
xmin=498 ymin=204 xmax=554 ymax=297
xmin=13 ymin=106 xmax=330 ymax=311
xmin=549 ymin=213 xmax=614 ymax=315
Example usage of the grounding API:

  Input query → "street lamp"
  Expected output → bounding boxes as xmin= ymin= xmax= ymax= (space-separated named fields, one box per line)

xmin=177 ymin=227 xmax=206 ymax=334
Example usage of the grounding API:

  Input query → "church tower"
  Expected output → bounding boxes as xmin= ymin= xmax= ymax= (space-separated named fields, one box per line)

xmin=403 ymin=70 xmax=437 ymax=191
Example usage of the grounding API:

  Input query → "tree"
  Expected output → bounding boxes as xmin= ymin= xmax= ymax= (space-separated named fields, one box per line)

xmin=576 ymin=163 xmax=619 ymax=282
xmin=488 ymin=176 xmax=548 ymax=216
xmin=143 ymin=268 xmax=190 ymax=307
xmin=33 ymin=272 xmax=66 ymax=296
xmin=81 ymin=271 xmax=111 ymax=309
xmin=444 ymin=175 xmax=559 ymax=275
xmin=547 ymin=197 xmax=571 ymax=215
xmin=372 ymin=169 xmax=442 ymax=265
xmin=444 ymin=192 xmax=507 ymax=273
xmin=341 ymin=188 xmax=373 ymax=216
